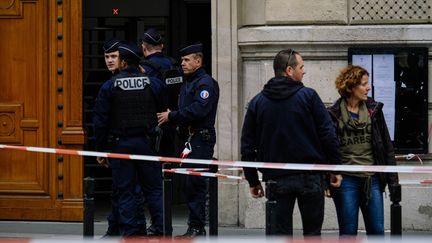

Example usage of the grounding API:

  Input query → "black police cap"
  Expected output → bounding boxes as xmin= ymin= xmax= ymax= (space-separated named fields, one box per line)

xmin=118 ymin=41 xmax=143 ymax=62
xmin=103 ymin=38 xmax=121 ymax=53
xmin=141 ymin=28 xmax=164 ymax=45
xmin=179 ymin=42 xmax=203 ymax=57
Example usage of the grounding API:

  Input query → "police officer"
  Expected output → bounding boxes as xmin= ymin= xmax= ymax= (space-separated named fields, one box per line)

xmin=140 ymin=28 xmax=183 ymax=154
xmin=94 ymin=41 xmax=164 ymax=236
xmin=103 ymin=39 xmax=121 ymax=74
xmin=97 ymin=39 xmax=146 ymax=237
xmin=139 ymin=29 xmax=181 ymax=235
xmin=157 ymin=42 xmax=219 ymax=237
xmin=138 ymin=28 xmax=181 ymax=236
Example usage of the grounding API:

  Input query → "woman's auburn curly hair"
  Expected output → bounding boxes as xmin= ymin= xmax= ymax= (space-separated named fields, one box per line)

xmin=335 ymin=65 xmax=369 ymax=98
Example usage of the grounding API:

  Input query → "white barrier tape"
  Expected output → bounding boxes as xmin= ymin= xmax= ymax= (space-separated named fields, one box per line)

xmin=5 ymin=236 xmax=432 ymax=243
xmin=166 ymin=167 xmax=242 ymax=172
xmin=395 ymin=153 xmax=415 ymax=160
xmin=163 ymin=169 xmax=244 ymax=180
xmin=399 ymin=179 xmax=432 ymax=185
xmin=218 ymin=167 xmax=243 ymax=171
xmin=168 ymin=168 xmax=209 ymax=172
xmin=163 ymin=169 xmax=432 ymax=186
xmin=395 ymin=153 xmax=423 ymax=164
xmin=2 ymin=144 xmax=432 ymax=174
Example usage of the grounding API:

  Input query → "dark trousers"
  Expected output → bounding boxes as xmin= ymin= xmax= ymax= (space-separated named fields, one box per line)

xmin=110 ymin=136 xmax=163 ymax=236
xmin=181 ymin=134 xmax=214 ymax=228
xmin=140 ymin=124 xmax=177 ymax=234
xmin=106 ymin=183 xmax=145 ymax=235
xmin=271 ymin=173 xmax=324 ymax=236
xmin=140 ymin=166 xmax=166 ymax=234
xmin=159 ymin=124 xmax=178 ymax=157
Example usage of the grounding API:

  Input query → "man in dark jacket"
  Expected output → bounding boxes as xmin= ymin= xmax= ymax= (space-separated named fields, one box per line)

xmin=157 ymin=42 xmax=219 ymax=237
xmin=139 ymin=27 xmax=180 ymax=236
xmin=241 ymin=49 xmax=342 ymax=236
xmin=97 ymin=39 xmax=146 ymax=237
xmin=94 ymin=41 xmax=164 ymax=236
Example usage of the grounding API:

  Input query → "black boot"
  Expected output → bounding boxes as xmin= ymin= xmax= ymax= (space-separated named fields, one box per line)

xmin=147 ymin=225 xmax=163 ymax=236
xmin=100 ymin=228 xmax=120 ymax=239
xmin=176 ymin=226 xmax=206 ymax=238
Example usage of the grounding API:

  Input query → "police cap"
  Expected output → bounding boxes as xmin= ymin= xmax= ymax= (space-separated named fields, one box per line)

xmin=118 ymin=41 xmax=143 ymax=63
xmin=141 ymin=28 xmax=164 ymax=45
xmin=179 ymin=42 xmax=203 ymax=57
xmin=103 ymin=38 xmax=121 ymax=53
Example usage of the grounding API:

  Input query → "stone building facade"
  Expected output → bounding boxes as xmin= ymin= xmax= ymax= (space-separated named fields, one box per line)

xmin=211 ymin=0 xmax=432 ymax=230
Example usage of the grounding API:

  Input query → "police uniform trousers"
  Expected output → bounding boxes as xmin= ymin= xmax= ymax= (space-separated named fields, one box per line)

xmin=110 ymin=136 xmax=163 ymax=236
xmin=271 ymin=173 xmax=324 ymax=236
xmin=181 ymin=133 xmax=215 ymax=228
xmin=159 ymin=124 xmax=178 ymax=157
xmin=107 ymin=181 xmax=145 ymax=235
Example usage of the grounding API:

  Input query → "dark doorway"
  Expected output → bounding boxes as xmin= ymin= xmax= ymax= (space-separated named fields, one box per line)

xmin=82 ymin=0 xmax=211 ymax=199
xmin=170 ymin=0 xmax=212 ymax=73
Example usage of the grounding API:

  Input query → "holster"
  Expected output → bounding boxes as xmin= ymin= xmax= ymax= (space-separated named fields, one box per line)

xmin=176 ymin=126 xmax=189 ymax=139
xmin=198 ymin=129 xmax=210 ymax=141
xmin=151 ymin=126 xmax=163 ymax=153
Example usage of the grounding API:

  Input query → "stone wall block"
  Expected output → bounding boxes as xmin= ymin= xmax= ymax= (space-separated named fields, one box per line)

xmin=265 ymin=0 xmax=348 ymax=24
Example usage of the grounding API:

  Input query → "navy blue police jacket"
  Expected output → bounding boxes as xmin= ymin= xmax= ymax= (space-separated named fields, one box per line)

xmin=93 ymin=67 xmax=163 ymax=151
xmin=241 ymin=76 xmax=341 ymax=187
xmin=141 ymin=52 xmax=183 ymax=111
xmin=141 ymin=52 xmax=172 ymax=82
xmin=168 ymin=68 xmax=219 ymax=133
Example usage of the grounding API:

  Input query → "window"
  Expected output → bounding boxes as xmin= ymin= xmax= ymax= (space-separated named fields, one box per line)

xmin=349 ymin=47 xmax=428 ymax=153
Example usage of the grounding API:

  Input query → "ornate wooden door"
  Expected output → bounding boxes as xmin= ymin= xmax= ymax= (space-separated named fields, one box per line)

xmin=0 ymin=0 xmax=84 ymax=221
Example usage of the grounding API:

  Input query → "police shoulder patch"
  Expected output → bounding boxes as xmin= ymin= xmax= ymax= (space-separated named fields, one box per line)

xmin=200 ymin=90 xmax=210 ymax=99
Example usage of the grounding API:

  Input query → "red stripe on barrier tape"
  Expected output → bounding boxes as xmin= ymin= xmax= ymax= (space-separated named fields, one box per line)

xmin=0 ymin=239 xmax=31 ymax=243
xmin=2 ymin=144 xmax=432 ymax=174
xmin=2 ymin=145 xmax=28 ymax=151
xmin=420 ymin=180 xmax=432 ymax=185
xmin=164 ymin=168 xmax=432 ymax=186
xmin=56 ymin=148 xmax=79 ymax=155
xmin=107 ymin=152 xmax=131 ymax=160
xmin=160 ymin=156 xmax=184 ymax=163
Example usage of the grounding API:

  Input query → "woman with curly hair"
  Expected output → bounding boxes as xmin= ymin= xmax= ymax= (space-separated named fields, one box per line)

xmin=327 ymin=65 xmax=399 ymax=236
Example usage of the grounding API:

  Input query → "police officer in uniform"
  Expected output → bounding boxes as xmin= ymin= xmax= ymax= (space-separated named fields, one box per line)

xmin=140 ymin=28 xmax=183 ymax=155
xmin=100 ymin=39 xmax=121 ymax=237
xmin=98 ymin=39 xmax=147 ymax=237
xmin=140 ymin=28 xmax=182 ymax=91
xmin=157 ymin=42 xmax=219 ymax=237
xmin=103 ymin=39 xmax=121 ymax=74
xmin=139 ymin=28 xmax=181 ymax=236
xmin=94 ymin=41 xmax=164 ymax=236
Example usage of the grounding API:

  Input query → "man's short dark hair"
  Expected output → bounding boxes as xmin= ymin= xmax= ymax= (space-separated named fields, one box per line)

xmin=273 ymin=49 xmax=299 ymax=77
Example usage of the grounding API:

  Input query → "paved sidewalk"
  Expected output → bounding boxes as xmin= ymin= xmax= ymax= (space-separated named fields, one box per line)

xmin=0 ymin=204 xmax=265 ymax=239
xmin=0 ymin=204 xmax=431 ymax=240
xmin=0 ymin=220 xmax=261 ymax=239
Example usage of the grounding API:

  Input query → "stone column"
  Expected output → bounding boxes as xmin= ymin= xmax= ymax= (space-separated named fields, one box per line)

xmin=212 ymin=0 xmax=241 ymax=225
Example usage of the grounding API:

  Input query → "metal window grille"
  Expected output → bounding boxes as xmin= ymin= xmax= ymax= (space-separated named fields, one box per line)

xmin=350 ymin=0 xmax=431 ymax=22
